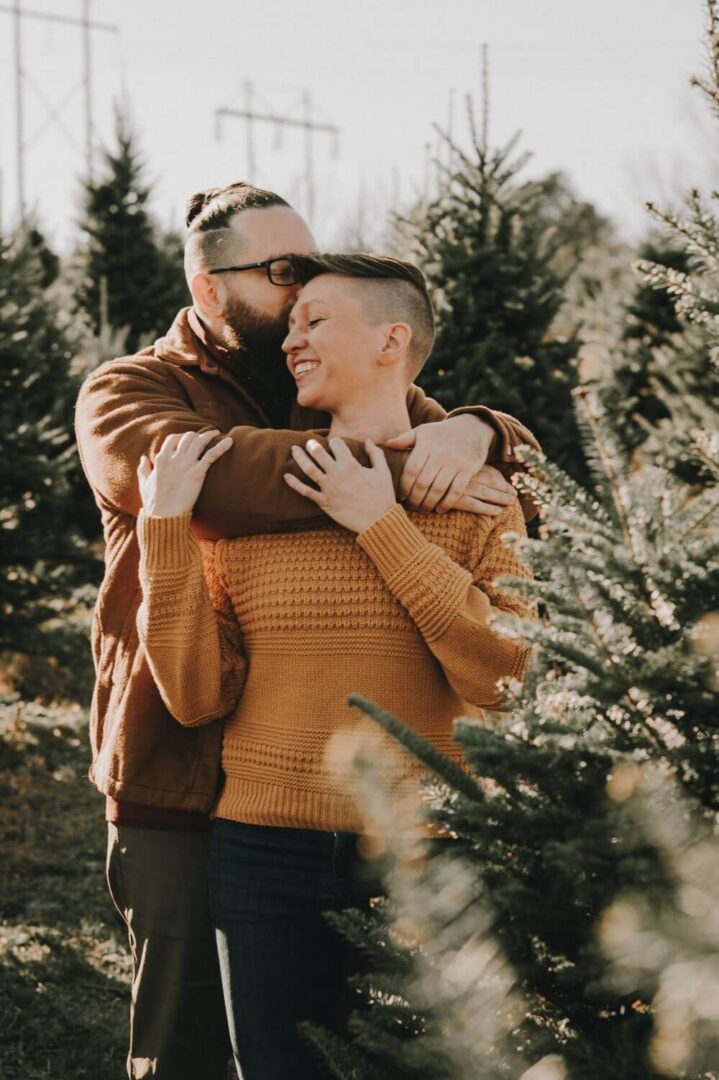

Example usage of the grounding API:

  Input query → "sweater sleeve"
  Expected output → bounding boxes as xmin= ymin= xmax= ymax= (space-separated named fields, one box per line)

xmin=135 ymin=512 xmax=247 ymax=727
xmin=355 ymin=501 xmax=535 ymax=709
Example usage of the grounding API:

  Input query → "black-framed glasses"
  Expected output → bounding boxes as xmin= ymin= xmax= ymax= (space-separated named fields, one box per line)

xmin=208 ymin=256 xmax=299 ymax=286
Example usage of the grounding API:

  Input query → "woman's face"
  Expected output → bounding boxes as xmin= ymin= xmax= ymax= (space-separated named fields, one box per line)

xmin=282 ymin=275 xmax=387 ymax=412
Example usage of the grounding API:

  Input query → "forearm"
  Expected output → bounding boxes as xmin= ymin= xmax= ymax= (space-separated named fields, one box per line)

xmin=194 ymin=428 xmax=410 ymax=539
xmin=447 ymin=405 xmax=541 ymax=464
xmin=75 ymin=364 xmax=411 ymax=539
xmin=356 ymin=506 xmax=532 ymax=707
xmin=136 ymin=513 xmax=245 ymax=725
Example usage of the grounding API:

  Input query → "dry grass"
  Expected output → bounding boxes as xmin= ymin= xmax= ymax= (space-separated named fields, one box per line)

xmin=0 ymin=697 xmax=130 ymax=1079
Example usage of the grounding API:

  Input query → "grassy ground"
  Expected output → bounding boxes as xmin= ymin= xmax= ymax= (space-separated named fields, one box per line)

xmin=0 ymin=697 xmax=130 ymax=1079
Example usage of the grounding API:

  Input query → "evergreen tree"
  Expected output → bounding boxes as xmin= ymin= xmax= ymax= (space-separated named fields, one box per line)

xmin=398 ymin=119 xmax=591 ymax=488
xmin=601 ymin=240 xmax=695 ymax=456
xmin=315 ymin=6 xmax=719 ymax=1077
xmin=73 ymin=113 xmax=189 ymax=354
xmin=24 ymin=221 xmax=60 ymax=288
xmin=0 ymin=227 xmax=98 ymax=688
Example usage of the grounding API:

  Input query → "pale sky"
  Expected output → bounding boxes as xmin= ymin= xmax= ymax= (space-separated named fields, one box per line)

xmin=0 ymin=0 xmax=708 ymax=252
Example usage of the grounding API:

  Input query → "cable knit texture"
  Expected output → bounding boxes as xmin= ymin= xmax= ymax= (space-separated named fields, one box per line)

xmin=137 ymin=502 xmax=534 ymax=832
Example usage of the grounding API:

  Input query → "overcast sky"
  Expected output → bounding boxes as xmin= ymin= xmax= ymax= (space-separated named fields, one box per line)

xmin=0 ymin=0 xmax=708 ymax=251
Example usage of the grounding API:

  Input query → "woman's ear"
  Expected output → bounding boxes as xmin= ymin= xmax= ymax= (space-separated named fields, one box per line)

xmin=190 ymin=272 xmax=226 ymax=320
xmin=378 ymin=322 xmax=413 ymax=366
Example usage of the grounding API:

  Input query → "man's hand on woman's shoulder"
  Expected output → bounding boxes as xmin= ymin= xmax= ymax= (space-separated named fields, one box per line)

xmin=384 ymin=414 xmax=517 ymax=515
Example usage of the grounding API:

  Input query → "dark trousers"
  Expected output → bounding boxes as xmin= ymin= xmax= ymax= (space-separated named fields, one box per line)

xmin=209 ymin=820 xmax=382 ymax=1080
xmin=106 ymin=823 xmax=232 ymax=1079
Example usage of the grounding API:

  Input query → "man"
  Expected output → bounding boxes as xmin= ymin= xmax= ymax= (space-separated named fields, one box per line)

xmin=74 ymin=181 xmax=539 ymax=1079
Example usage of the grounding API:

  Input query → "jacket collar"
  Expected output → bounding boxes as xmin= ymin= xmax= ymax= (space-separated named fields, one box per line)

xmin=153 ymin=307 xmax=231 ymax=376
xmin=152 ymin=306 xmax=330 ymax=432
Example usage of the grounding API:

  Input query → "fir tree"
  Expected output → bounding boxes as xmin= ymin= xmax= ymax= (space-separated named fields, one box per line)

xmin=73 ymin=113 xmax=189 ymax=354
xmin=316 ymin=5 xmax=719 ymax=1077
xmin=398 ymin=117 xmax=591 ymax=488
xmin=601 ymin=240 xmax=695 ymax=456
xmin=601 ymin=767 xmax=719 ymax=1079
xmin=0 ymin=227 xmax=98 ymax=686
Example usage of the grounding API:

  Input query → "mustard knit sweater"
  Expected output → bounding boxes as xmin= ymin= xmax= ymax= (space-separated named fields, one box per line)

xmin=136 ymin=502 xmax=533 ymax=833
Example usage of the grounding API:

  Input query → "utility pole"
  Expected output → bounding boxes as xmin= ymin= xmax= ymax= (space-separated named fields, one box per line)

xmin=245 ymin=80 xmax=255 ymax=179
xmin=215 ymin=91 xmax=340 ymax=226
xmin=0 ymin=0 xmax=120 ymax=222
xmin=303 ymin=90 xmax=314 ymax=224
xmin=447 ymin=87 xmax=455 ymax=169
xmin=82 ymin=0 xmax=93 ymax=183
xmin=481 ymin=42 xmax=490 ymax=151
xmin=13 ymin=0 xmax=25 ymax=222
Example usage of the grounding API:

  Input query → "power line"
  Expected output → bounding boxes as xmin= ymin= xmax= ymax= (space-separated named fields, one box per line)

xmin=0 ymin=0 xmax=119 ymax=223
xmin=215 ymin=84 xmax=340 ymax=226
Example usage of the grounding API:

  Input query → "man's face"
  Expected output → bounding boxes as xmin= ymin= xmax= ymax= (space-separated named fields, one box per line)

xmin=218 ymin=207 xmax=316 ymax=357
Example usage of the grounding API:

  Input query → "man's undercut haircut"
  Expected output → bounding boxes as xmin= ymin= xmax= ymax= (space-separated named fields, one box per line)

xmin=184 ymin=181 xmax=290 ymax=280
xmin=292 ymin=252 xmax=436 ymax=377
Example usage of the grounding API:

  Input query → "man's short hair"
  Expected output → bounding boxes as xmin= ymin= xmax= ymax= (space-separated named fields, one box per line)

xmin=291 ymin=252 xmax=435 ymax=377
xmin=184 ymin=181 xmax=290 ymax=279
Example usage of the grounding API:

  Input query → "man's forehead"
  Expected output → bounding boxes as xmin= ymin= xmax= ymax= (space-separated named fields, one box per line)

xmin=227 ymin=206 xmax=314 ymax=257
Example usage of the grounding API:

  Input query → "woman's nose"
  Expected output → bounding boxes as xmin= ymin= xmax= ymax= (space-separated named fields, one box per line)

xmin=282 ymin=326 xmax=305 ymax=354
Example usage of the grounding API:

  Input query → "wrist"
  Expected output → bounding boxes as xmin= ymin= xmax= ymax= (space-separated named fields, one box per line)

xmin=142 ymin=500 xmax=192 ymax=519
xmin=356 ymin=500 xmax=400 ymax=535
xmin=448 ymin=408 xmax=500 ymax=461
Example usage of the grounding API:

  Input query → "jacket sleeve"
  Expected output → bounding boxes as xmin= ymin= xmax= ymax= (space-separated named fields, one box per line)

xmin=355 ymin=501 xmax=535 ymax=709
xmin=75 ymin=359 xmax=361 ymax=537
xmin=75 ymin=360 xmax=540 ymax=539
xmin=135 ymin=511 xmax=247 ymax=727
xmin=409 ymin=384 xmax=540 ymax=462
xmin=405 ymin=387 xmax=542 ymax=522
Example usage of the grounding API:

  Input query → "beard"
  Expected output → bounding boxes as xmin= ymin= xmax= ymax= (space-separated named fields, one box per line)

xmin=221 ymin=292 xmax=298 ymax=408
xmin=222 ymin=293 xmax=291 ymax=361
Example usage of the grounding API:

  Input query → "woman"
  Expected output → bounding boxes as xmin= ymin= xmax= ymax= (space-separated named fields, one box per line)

xmin=135 ymin=253 xmax=534 ymax=1079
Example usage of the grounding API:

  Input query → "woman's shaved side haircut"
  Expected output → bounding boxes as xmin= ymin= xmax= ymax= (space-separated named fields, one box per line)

xmin=183 ymin=181 xmax=290 ymax=281
xmin=291 ymin=252 xmax=436 ymax=379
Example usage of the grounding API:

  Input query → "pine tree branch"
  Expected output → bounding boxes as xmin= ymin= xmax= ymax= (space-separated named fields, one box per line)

xmin=347 ymin=695 xmax=484 ymax=802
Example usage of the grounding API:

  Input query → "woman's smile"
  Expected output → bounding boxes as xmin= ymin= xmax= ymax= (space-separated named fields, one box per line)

xmin=292 ymin=359 xmax=321 ymax=380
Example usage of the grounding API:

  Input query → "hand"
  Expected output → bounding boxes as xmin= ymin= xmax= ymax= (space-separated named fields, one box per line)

xmin=441 ymin=465 xmax=518 ymax=517
xmin=137 ymin=430 xmax=233 ymax=518
xmin=385 ymin=414 xmax=504 ymax=513
xmin=284 ymin=437 xmax=398 ymax=534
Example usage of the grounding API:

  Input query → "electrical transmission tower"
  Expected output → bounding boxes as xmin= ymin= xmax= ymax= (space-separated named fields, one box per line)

xmin=0 ymin=0 xmax=119 ymax=223
xmin=215 ymin=82 xmax=340 ymax=225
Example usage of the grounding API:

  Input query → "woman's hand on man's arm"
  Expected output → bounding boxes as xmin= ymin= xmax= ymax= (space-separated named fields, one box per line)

xmin=284 ymin=438 xmax=397 ymax=535
xmin=137 ymin=430 xmax=233 ymax=517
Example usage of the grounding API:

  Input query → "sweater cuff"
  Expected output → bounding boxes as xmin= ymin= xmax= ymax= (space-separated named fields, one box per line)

xmin=137 ymin=511 xmax=197 ymax=570
xmin=356 ymin=504 xmax=430 ymax=579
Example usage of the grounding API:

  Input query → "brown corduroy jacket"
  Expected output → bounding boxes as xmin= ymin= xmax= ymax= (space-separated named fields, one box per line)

xmin=74 ymin=307 xmax=540 ymax=811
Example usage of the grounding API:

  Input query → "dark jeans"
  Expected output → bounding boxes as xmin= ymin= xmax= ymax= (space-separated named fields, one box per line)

xmin=106 ymin=823 xmax=232 ymax=1079
xmin=209 ymin=819 xmax=383 ymax=1080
